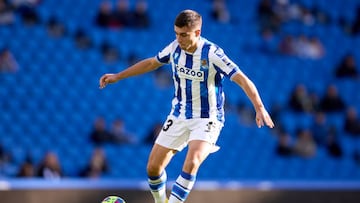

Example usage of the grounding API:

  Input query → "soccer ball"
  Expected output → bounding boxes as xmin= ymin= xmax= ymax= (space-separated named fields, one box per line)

xmin=101 ymin=196 xmax=126 ymax=203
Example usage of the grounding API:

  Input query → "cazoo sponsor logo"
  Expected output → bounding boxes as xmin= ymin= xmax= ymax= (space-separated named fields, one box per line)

xmin=176 ymin=65 xmax=205 ymax=81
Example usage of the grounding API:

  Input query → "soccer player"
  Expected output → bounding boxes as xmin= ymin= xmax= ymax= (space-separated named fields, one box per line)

xmin=99 ymin=9 xmax=274 ymax=203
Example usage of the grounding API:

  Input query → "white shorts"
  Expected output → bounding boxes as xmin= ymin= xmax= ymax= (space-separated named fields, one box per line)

xmin=155 ymin=115 xmax=224 ymax=152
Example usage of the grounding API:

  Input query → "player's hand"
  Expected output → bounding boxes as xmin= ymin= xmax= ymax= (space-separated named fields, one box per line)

xmin=99 ymin=74 xmax=118 ymax=89
xmin=255 ymin=108 xmax=274 ymax=128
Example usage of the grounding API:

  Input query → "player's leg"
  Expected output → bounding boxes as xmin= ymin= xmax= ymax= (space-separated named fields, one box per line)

xmin=168 ymin=119 xmax=223 ymax=203
xmin=183 ymin=140 xmax=213 ymax=174
xmin=148 ymin=116 xmax=192 ymax=203
xmin=168 ymin=140 xmax=213 ymax=203
xmin=147 ymin=143 xmax=177 ymax=203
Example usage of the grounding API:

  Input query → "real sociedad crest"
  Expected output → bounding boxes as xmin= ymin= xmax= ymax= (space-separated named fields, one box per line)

xmin=201 ymin=59 xmax=208 ymax=69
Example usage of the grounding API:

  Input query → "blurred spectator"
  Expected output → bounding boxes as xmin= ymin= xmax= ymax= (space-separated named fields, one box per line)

xmin=293 ymin=128 xmax=317 ymax=158
xmin=236 ymin=102 xmax=255 ymax=126
xmin=0 ymin=0 xmax=15 ymax=25
xmin=325 ymin=126 xmax=343 ymax=158
xmin=211 ymin=0 xmax=230 ymax=23
xmin=271 ymin=0 xmax=291 ymax=22
xmin=351 ymin=5 xmax=360 ymax=35
xmin=293 ymin=35 xmax=325 ymax=59
xmin=299 ymin=6 xmax=315 ymax=26
xmin=100 ymin=41 xmax=120 ymax=63
xmin=0 ymin=47 xmax=19 ymax=73
xmin=153 ymin=67 xmax=172 ymax=88
xmin=74 ymin=28 xmax=93 ymax=50
xmin=37 ymin=151 xmax=62 ymax=179
xmin=269 ymin=102 xmax=286 ymax=136
xmin=338 ymin=16 xmax=353 ymax=35
xmin=269 ymin=102 xmax=283 ymax=124
xmin=46 ymin=16 xmax=66 ymax=38
xmin=80 ymin=147 xmax=109 ymax=178
xmin=257 ymin=0 xmax=273 ymax=20
xmin=319 ymin=84 xmax=346 ymax=113
xmin=309 ymin=91 xmax=320 ymax=112
xmin=288 ymin=83 xmax=316 ymax=113
xmin=17 ymin=157 xmax=35 ymax=177
xmin=273 ymin=0 xmax=304 ymax=24
xmin=127 ymin=52 xmax=139 ymax=66
xmin=95 ymin=0 xmax=113 ymax=28
xmin=257 ymin=0 xmax=281 ymax=32
xmin=278 ymin=34 xmax=324 ymax=59
xmin=90 ymin=117 xmax=112 ymax=145
xmin=275 ymin=131 xmax=293 ymax=157
xmin=343 ymin=107 xmax=360 ymax=163
xmin=311 ymin=112 xmax=343 ymax=158
xmin=335 ymin=54 xmax=359 ymax=79
xmin=0 ymin=143 xmax=11 ymax=165
xmin=13 ymin=0 xmax=41 ymax=25
xmin=311 ymin=111 xmax=329 ymax=145
xmin=259 ymin=28 xmax=276 ymax=54
xmin=344 ymin=107 xmax=360 ymax=136
xmin=311 ymin=6 xmax=331 ymax=25
xmin=306 ymin=36 xmax=325 ymax=59
xmin=144 ymin=122 xmax=162 ymax=145
xmin=110 ymin=118 xmax=137 ymax=144
xmin=133 ymin=0 xmax=150 ymax=28
xmin=113 ymin=0 xmax=132 ymax=28
xmin=278 ymin=35 xmax=295 ymax=55
xmin=257 ymin=0 xmax=331 ymax=32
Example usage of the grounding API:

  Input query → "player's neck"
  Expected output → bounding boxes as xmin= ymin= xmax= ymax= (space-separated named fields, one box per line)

xmin=185 ymin=38 xmax=200 ymax=53
xmin=185 ymin=46 xmax=197 ymax=53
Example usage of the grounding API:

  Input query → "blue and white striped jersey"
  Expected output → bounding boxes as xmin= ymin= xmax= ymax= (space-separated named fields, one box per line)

xmin=156 ymin=37 xmax=240 ymax=122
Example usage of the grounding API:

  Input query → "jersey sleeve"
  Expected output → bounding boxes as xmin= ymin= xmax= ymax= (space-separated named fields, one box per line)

xmin=210 ymin=46 xmax=241 ymax=80
xmin=155 ymin=41 xmax=175 ymax=64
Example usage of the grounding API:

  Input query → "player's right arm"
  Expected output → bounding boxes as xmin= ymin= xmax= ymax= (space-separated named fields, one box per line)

xmin=99 ymin=57 xmax=162 ymax=89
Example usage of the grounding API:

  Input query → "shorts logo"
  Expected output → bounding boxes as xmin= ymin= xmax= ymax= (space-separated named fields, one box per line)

xmin=205 ymin=121 xmax=216 ymax=132
xmin=176 ymin=64 xmax=204 ymax=81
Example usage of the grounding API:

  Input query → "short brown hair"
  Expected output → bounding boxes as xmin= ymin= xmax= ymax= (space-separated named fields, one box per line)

xmin=174 ymin=9 xmax=202 ymax=29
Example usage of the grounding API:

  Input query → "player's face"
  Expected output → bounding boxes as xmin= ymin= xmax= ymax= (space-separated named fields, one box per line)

xmin=174 ymin=26 xmax=200 ymax=53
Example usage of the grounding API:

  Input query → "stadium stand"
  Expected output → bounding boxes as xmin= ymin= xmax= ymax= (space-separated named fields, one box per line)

xmin=1 ymin=0 xmax=360 ymax=182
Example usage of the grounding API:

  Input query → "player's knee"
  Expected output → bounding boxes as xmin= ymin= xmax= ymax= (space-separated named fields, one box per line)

xmin=146 ymin=162 xmax=162 ymax=176
xmin=184 ymin=158 xmax=201 ymax=172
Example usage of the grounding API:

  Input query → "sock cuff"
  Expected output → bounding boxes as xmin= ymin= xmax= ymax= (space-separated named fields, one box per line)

xmin=148 ymin=170 xmax=166 ymax=181
xmin=180 ymin=171 xmax=196 ymax=181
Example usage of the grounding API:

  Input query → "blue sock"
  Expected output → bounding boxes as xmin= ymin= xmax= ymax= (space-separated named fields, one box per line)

xmin=169 ymin=171 xmax=196 ymax=203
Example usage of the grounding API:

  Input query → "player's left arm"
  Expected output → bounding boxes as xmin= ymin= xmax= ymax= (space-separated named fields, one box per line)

xmin=231 ymin=72 xmax=274 ymax=128
xmin=210 ymin=47 xmax=274 ymax=128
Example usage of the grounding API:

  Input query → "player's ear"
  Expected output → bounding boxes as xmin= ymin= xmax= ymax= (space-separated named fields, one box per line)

xmin=195 ymin=29 xmax=201 ymax=37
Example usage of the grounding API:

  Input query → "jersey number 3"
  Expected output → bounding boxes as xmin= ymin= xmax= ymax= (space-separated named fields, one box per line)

xmin=162 ymin=119 xmax=173 ymax=131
